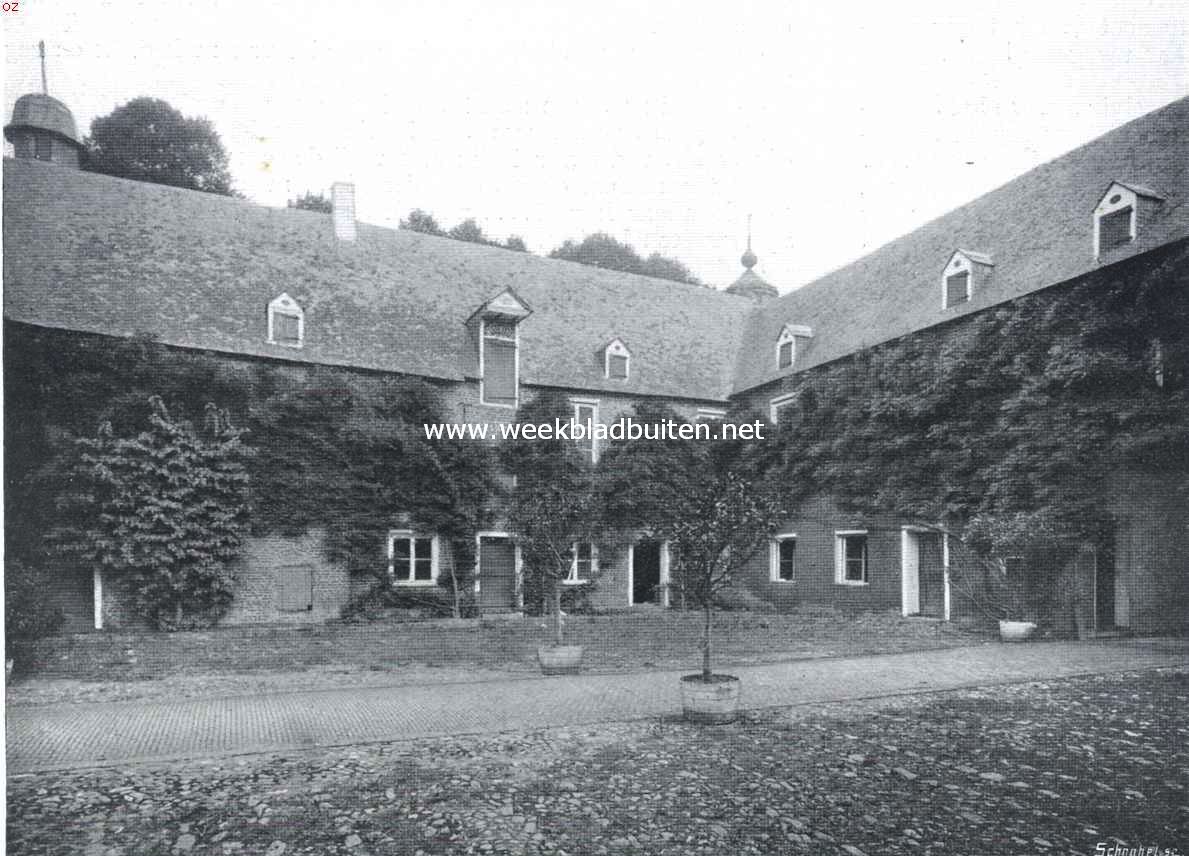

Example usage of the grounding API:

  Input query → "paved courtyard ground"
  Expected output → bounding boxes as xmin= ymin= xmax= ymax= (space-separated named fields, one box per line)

xmin=7 ymin=667 xmax=1186 ymax=856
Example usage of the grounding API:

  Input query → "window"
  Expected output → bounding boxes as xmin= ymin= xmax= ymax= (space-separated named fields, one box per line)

xmin=1098 ymin=207 xmax=1133 ymax=251
xmin=770 ymin=535 xmax=797 ymax=582
xmin=769 ymin=393 xmax=796 ymax=424
xmin=34 ymin=134 xmax=52 ymax=162
xmin=835 ymin=531 xmax=868 ymax=585
xmin=695 ymin=408 xmax=726 ymax=422
xmin=482 ymin=319 xmax=519 ymax=407
xmin=1002 ymin=556 xmax=1025 ymax=580
xmin=604 ymin=338 xmax=631 ymax=380
xmin=389 ymin=532 xmax=437 ymax=585
xmin=942 ymin=251 xmax=990 ymax=309
xmin=778 ymin=340 xmax=794 ymax=369
xmin=568 ymin=542 xmax=597 ymax=584
xmin=572 ymin=399 xmax=599 ymax=462
xmin=267 ymin=293 xmax=304 ymax=347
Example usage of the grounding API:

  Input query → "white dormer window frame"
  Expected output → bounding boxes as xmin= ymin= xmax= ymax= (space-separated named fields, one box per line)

xmin=267 ymin=293 xmax=304 ymax=348
xmin=604 ymin=338 xmax=631 ymax=380
xmin=1093 ymin=183 xmax=1138 ymax=258
xmin=479 ymin=317 xmax=521 ymax=409
xmin=941 ymin=250 xmax=993 ymax=310
xmin=775 ymin=324 xmax=814 ymax=371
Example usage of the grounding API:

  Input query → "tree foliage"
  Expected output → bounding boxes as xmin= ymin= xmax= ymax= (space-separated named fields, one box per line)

xmin=287 ymin=191 xmax=333 ymax=213
xmin=501 ymin=393 xmax=600 ymax=643
xmin=400 ymin=210 xmax=529 ymax=252
xmin=550 ymin=233 xmax=703 ymax=286
xmin=5 ymin=559 xmax=64 ymax=666
xmin=84 ymin=97 xmax=235 ymax=195
xmin=50 ymin=397 xmax=252 ymax=630
xmin=600 ymin=404 xmax=785 ymax=676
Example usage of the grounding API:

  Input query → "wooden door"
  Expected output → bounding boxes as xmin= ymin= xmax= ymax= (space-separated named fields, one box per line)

xmin=479 ymin=537 xmax=517 ymax=612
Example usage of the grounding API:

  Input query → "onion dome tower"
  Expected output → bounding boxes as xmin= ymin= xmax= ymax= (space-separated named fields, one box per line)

xmin=5 ymin=42 xmax=83 ymax=168
xmin=725 ymin=217 xmax=778 ymax=301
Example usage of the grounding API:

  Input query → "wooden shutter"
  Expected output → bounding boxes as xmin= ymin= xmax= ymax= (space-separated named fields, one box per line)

xmin=274 ymin=312 xmax=301 ymax=344
xmin=945 ymin=271 xmax=970 ymax=307
xmin=484 ymin=339 xmax=517 ymax=405
xmin=1099 ymin=207 xmax=1132 ymax=251
xmin=277 ymin=564 xmax=314 ymax=611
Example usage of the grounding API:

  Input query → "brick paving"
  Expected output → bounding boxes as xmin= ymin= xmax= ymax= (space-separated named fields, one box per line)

xmin=7 ymin=638 xmax=1185 ymax=772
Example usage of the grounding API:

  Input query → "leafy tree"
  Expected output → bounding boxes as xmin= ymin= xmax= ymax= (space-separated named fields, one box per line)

xmin=400 ymin=209 xmax=445 ymax=236
xmin=550 ymin=232 xmax=703 ymax=285
xmin=50 ymin=397 xmax=252 ymax=630
xmin=287 ymin=191 xmax=333 ymax=213
xmin=600 ymin=404 xmax=784 ymax=676
xmin=84 ymin=97 xmax=235 ymax=195
xmin=448 ymin=218 xmax=488 ymax=244
xmin=504 ymin=235 xmax=528 ymax=253
xmin=501 ymin=392 xmax=601 ymax=645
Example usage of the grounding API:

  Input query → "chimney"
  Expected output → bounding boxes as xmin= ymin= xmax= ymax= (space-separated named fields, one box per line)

xmin=332 ymin=181 xmax=357 ymax=242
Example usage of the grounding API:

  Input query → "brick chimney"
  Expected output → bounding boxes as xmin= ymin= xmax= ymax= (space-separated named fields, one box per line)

xmin=332 ymin=181 xmax=356 ymax=242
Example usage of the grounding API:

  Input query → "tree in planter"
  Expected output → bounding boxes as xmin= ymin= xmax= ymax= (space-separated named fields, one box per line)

xmin=600 ymin=404 xmax=785 ymax=678
xmin=501 ymin=392 xmax=601 ymax=647
xmin=50 ymin=397 xmax=251 ymax=630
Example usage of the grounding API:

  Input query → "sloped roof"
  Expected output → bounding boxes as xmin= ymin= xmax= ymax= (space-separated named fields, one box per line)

xmin=735 ymin=95 xmax=1189 ymax=393
xmin=3 ymin=159 xmax=753 ymax=402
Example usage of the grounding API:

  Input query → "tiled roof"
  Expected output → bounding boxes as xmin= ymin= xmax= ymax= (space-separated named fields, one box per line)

xmin=3 ymin=159 xmax=753 ymax=402
xmin=734 ymin=96 xmax=1189 ymax=394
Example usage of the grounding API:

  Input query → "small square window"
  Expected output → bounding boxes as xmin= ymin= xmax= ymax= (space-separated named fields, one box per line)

xmin=608 ymin=354 xmax=629 ymax=379
xmin=568 ymin=542 xmax=597 ymax=583
xmin=390 ymin=532 xmax=437 ymax=585
xmin=836 ymin=532 xmax=868 ymax=585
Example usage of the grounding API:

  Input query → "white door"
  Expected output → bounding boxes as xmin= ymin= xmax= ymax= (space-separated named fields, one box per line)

xmin=901 ymin=529 xmax=921 ymax=616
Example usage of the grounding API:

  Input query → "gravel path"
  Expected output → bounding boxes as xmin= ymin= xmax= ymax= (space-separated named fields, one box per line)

xmin=7 ymin=669 xmax=1186 ymax=856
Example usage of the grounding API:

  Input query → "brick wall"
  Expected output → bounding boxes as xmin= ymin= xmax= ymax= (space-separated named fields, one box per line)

xmin=222 ymin=528 xmax=351 ymax=625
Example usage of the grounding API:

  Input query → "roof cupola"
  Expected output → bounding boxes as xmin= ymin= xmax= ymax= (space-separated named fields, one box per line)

xmin=4 ymin=42 xmax=84 ymax=168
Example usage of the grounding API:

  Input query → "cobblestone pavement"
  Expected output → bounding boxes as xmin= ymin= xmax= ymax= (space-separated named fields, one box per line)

xmin=7 ymin=669 xmax=1186 ymax=856
xmin=7 ymin=638 xmax=1186 ymax=772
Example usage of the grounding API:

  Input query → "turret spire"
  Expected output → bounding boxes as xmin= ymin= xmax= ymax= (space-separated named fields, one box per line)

xmin=39 ymin=40 xmax=48 ymax=95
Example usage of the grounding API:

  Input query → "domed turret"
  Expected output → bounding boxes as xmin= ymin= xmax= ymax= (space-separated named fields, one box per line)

xmin=5 ymin=43 xmax=83 ymax=168
xmin=725 ymin=223 xmax=778 ymax=301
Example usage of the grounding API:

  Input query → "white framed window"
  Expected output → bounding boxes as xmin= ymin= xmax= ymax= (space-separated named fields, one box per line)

xmin=695 ymin=408 xmax=727 ymax=422
xmin=571 ymin=398 xmax=599 ymax=463
xmin=268 ymin=293 xmax=304 ymax=348
xmin=567 ymin=542 xmax=598 ymax=584
xmin=776 ymin=330 xmax=795 ymax=369
xmin=770 ymin=534 xmax=797 ymax=582
xmin=388 ymin=531 xmax=438 ymax=585
xmin=835 ymin=530 xmax=869 ymax=585
xmin=1094 ymin=184 xmax=1137 ymax=257
xmin=941 ymin=250 xmax=992 ymax=309
xmin=480 ymin=318 xmax=519 ymax=407
xmin=769 ymin=392 xmax=797 ymax=425
xmin=604 ymin=338 xmax=631 ymax=380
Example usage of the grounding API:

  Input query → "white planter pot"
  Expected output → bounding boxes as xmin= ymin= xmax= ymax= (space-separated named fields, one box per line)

xmin=537 ymin=645 xmax=584 ymax=675
xmin=681 ymin=674 xmax=741 ymax=724
xmin=999 ymin=620 xmax=1037 ymax=642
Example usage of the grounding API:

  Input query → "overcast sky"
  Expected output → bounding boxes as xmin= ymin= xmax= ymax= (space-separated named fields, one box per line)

xmin=4 ymin=1 xmax=1187 ymax=291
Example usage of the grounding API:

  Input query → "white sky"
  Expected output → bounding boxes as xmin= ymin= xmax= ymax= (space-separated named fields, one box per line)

xmin=4 ymin=0 xmax=1187 ymax=291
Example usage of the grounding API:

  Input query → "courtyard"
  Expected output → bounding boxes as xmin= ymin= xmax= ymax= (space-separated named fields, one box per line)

xmin=7 ymin=666 xmax=1186 ymax=856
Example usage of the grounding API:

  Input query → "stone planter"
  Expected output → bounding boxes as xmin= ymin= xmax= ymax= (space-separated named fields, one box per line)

xmin=680 ymin=673 xmax=741 ymax=724
xmin=537 ymin=644 xmax=584 ymax=675
xmin=998 ymin=620 xmax=1038 ymax=642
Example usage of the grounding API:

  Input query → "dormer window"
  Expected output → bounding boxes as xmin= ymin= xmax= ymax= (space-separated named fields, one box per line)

xmin=1094 ymin=182 xmax=1165 ymax=259
xmin=604 ymin=338 xmax=631 ymax=380
xmin=472 ymin=289 xmax=531 ymax=408
xmin=775 ymin=324 xmax=813 ymax=371
xmin=942 ymin=251 xmax=992 ymax=309
xmin=268 ymin=293 xmax=304 ymax=347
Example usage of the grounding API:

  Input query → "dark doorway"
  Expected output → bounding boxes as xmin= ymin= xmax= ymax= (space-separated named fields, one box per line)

xmin=917 ymin=532 xmax=946 ymax=618
xmin=479 ymin=536 xmax=517 ymax=612
xmin=1095 ymin=541 xmax=1116 ymax=631
xmin=633 ymin=541 xmax=662 ymax=604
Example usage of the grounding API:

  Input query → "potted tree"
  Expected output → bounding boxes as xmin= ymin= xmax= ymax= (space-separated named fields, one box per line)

xmin=599 ymin=404 xmax=785 ymax=722
xmin=502 ymin=393 xmax=601 ymax=674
